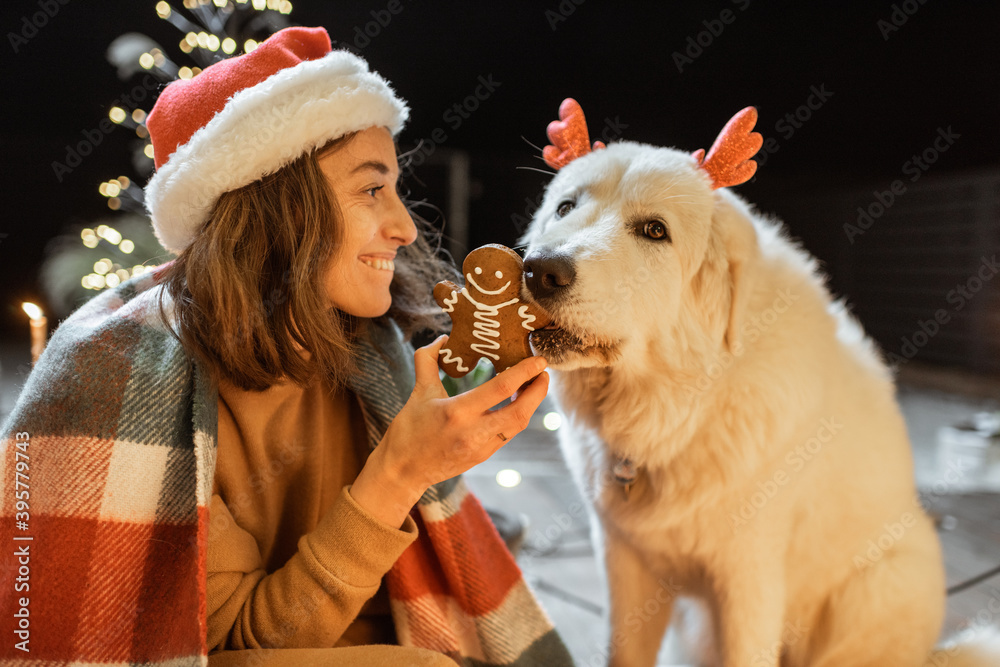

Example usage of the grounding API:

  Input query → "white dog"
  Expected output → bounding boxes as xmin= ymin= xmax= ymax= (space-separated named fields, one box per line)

xmin=519 ymin=99 xmax=1000 ymax=666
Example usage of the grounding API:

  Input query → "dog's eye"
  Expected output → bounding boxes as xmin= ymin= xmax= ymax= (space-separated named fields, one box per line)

xmin=556 ymin=200 xmax=576 ymax=218
xmin=642 ymin=220 xmax=670 ymax=242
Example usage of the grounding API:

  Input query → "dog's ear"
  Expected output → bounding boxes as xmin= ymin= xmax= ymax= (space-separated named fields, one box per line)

xmin=717 ymin=199 xmax=759 ymax=354
xmin=691 ymin=196 xmax=759 ymax=354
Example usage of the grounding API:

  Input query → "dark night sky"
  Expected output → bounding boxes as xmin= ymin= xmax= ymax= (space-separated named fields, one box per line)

xmin=1 ymin=0 xmax=998 ymax=341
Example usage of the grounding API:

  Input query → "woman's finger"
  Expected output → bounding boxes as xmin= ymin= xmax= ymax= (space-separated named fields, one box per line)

xmin=485 ymin=370 xmax=550 ymax=442
xmin=413 ymin=335 xmax=448 ymax=389
xmin=458 ymin=355 xmax=548 ymax=413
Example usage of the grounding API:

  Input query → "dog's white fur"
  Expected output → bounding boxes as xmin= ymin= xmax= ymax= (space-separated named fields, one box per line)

xmin=520 ymin=141 xmax=999 ymax=666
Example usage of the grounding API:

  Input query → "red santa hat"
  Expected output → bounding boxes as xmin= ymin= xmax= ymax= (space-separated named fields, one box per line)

xmin=144 ymin=26 xmax=408 ymax=255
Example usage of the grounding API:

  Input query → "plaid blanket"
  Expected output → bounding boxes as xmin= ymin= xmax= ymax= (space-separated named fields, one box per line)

xmin=0 ymin=263 xmax=572 ymax=666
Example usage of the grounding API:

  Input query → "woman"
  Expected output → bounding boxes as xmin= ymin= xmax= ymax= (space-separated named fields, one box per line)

xmin=0 ymin=26 xmax=572 ymax=667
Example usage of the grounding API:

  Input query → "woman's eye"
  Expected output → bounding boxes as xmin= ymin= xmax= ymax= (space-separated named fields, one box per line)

xmin=642 ymin=220 xmax=670 ymax=241
xmin=556 ymin=200 xmax=576 ymax=218
xmin=366 ymin=185 xmax=385 ymax=197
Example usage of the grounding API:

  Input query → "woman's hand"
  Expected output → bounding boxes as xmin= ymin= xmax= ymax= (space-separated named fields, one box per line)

xmin=350 ymin=335 xmax=549 ymax=527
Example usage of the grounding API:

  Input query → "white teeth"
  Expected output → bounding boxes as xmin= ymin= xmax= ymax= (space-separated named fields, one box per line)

xmin=363 ymin=258 xmax=395 ymax=271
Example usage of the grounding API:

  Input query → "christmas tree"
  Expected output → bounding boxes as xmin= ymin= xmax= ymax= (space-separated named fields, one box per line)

xmin=40 ymin=0 xmax=292 ymax=318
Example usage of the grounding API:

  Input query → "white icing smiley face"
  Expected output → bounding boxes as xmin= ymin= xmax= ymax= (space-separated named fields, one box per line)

xmin=467 ymin=265 xmax=513 ymax=296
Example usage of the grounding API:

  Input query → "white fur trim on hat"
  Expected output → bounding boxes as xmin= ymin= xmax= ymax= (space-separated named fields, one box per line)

xmin=144 ymin=50 xmax=408 ymax=255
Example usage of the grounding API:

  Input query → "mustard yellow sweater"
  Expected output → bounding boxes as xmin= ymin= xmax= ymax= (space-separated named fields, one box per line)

xmin=207 ymin=373 xmax=418 ymax=651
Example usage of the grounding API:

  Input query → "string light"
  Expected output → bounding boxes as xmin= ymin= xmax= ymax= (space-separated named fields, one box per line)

xmin=22 ymin=303 xmax=43 ymax=320
xmin=23 ymin=302 xmax=47 ymax=363
xmin=496 ymin=469 xmax=522 ymax=488
xmin=78 ymin=0 xmax=296 ymax=297
xmin=543 ymin=412 xmax=563 ymax=431
xmin=101 ymin=226 xmax=123 ymax=245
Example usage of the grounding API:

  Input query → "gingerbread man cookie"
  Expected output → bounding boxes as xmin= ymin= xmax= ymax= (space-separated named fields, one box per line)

xmin=434 ymin=244 xmax=552 ymax=378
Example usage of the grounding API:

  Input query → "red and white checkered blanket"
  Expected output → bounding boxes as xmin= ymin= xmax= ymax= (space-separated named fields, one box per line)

xmin=0 ymin=263 xmax=572 ymax=666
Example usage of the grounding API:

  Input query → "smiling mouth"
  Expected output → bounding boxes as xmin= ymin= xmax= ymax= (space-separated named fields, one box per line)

xmin=362 ymin=258 xmax=395 ymax=271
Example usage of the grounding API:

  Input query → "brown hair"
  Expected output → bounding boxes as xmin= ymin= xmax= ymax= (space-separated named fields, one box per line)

xmin=158 ymin=132 xmax=456 ymax=391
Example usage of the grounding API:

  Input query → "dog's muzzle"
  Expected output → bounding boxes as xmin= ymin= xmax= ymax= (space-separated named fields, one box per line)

xmin=523 ymin=250 xmax=576 ymax=303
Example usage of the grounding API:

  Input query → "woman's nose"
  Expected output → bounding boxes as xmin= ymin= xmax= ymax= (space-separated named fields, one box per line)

xmin=387 ymin=192 xmax=418 ymax=246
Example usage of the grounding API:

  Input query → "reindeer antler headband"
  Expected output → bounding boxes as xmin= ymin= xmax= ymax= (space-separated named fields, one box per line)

xmin=542 ymin=98 xmax=606 ymax=169
xmin=541 ymin=98 xmax=763 ymax=189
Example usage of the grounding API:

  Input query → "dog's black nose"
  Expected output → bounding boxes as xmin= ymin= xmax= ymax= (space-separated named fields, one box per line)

xmin=523 ymin=251 xmax=576 ymax=301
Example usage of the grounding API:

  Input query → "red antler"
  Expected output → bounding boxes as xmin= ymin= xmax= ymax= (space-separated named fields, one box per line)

xmin=542 ymin=98 xmax=606 ymax=170
xmin=692 ymin=107 xmax=763 ymax=189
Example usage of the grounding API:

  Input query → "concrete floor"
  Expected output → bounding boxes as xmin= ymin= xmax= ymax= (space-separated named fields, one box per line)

xmin=2 ymin=342 xmax=998 ymax=665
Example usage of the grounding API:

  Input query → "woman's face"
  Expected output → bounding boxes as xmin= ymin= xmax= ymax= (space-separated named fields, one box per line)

xmin=318 ymin=126 xmax=417 ymax=317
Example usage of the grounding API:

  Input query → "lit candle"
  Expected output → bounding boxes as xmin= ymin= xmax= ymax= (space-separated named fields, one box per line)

xmin=21 ymin=302 xmax=48 ymax=364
